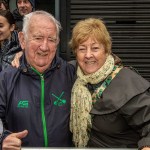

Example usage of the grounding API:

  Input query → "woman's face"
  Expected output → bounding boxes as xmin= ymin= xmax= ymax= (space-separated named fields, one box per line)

xmin=76 ymin=37 xmax=107 ymax=75
xmin=0 ymin=16 xmax=14 ymax=42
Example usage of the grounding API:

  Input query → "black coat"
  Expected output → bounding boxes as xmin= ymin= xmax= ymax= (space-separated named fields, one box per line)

xmin=12 ymin=9 xmax=23 ymax=31
xmin=0 ymin=31 xmax=21 ymax=71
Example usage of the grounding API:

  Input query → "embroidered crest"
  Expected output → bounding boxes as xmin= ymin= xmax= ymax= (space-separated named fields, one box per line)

xmin=52 ymin=91 xmax=66 ymax=106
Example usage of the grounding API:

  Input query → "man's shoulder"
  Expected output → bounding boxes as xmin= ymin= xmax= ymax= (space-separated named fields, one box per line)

xmin=12 ymin=9 xmax=18 ymax=16
xmin=56 ymin=57 xmax=76 ymax=80
xmin=12 ymin=9 xmax=22 ymax=20
xmin=61 ymin=58 xmax=76 ymax=71
xmin=56 ymin=57 xmax=76 ymax=68
xmin=68 ymin=60 xmax=77 ymax=67
xmin=0 ymin=67 xmax=19 ymax=80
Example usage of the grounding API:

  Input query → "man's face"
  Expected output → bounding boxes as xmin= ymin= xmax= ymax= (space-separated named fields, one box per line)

xmin=17 ymin=0 xmax=33 ymax=16
xmin=19 ymin=15 xmax=59 ymax=73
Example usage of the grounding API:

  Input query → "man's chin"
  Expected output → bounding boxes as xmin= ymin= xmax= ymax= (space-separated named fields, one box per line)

xmin=19 ymin=11 xmax=28 ymax=16
xmin=36 ymin=63 xmax=50 ymax=68
xmin=33 ymin=65 xmax=50 ymax=73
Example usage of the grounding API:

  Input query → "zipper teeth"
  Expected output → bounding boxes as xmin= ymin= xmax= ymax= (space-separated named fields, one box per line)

xmin=31 ymin=67 xmax=48 ymax=147
xmin=41 ymin=75 xmax=48 ymax=147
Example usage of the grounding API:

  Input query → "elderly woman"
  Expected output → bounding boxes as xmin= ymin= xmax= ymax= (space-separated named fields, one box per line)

xmin=69 ymin=18 xmax=150 ymax=149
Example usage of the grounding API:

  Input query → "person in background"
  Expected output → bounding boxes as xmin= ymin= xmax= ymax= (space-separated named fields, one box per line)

xmin=12 ymin=0 xmax=35 ymax=31
xmin=69 ymin=18 xmax=150 ymax=149
xmin=0 ymin=10 xmax=75 ymax=149
xmin=0 ymin=0 xmax=8 ymax=11
xmin=0 ymin=10 xmax=21 ymax=71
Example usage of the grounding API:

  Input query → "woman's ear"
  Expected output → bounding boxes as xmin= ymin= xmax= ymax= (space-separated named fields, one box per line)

xmin=10 ymin=24 xmax=15 ymax=32
xmin=18 ymin=32 xmax=25 ymax=50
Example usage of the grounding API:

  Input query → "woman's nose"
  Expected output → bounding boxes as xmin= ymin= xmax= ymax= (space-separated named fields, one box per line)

xmin=85 ymin=49 xmax=93 ymax=58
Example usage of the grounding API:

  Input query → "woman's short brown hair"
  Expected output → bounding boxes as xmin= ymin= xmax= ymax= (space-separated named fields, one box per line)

xmin=69 ymin=18 xmax=112 ymax=55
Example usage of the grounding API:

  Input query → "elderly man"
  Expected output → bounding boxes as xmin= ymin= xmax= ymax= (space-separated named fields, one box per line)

xmin=13 ymin=0 xmax=35 ymax=31
xmin=0 ymin=10 xmax=75 ymax=149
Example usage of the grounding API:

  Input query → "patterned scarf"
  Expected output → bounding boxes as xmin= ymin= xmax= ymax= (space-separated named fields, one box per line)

xmin=70 ymin=55 xmax=115 ymax=147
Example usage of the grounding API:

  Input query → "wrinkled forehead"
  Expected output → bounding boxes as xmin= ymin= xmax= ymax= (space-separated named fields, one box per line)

xmin=27 ymin=15 xmax=52 ymax=29
xmin=27 ymin=15 xmax=57 ymax=35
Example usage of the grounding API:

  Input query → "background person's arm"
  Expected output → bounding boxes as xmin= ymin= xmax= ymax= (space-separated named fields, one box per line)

xmin=11 ymin=51 xmax=23 ymax=68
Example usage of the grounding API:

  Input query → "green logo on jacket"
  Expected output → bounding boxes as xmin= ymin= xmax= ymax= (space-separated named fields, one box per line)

xmin=18 ymin=100 xmax=28 ymax=108
xmin=52 ymin=91 xmax=66 ymax=106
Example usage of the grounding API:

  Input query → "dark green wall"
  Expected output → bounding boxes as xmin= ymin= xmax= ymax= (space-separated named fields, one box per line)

xmin=36 ymin=0 xmax=55 ymax=15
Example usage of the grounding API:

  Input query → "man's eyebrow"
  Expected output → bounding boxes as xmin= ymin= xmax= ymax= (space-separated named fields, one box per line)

xmin=48 ymin=36 xmax=57 ymax=39
xmin=32 ymin=34 xmax=43 ymax=37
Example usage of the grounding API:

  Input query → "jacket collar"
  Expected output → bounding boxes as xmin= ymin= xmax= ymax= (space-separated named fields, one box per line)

xmin=19 ymin=53 xmax=61 ymax=77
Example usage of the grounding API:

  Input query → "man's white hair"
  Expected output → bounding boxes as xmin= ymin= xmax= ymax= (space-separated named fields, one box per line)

xmin=22 ymin=10 xmax=62 ymax=39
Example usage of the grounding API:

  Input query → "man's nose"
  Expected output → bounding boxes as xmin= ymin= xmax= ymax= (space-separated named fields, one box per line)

xmin=40 ymin=40 xmax=49 ymax=51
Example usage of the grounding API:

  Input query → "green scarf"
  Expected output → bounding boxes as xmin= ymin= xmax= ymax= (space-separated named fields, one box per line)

xmin=70 ymin=55 xmax=115 ymax=147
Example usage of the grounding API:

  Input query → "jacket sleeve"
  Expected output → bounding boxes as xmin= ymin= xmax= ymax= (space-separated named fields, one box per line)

xmin=0 ymin=119 xmax=12 ymax=147
xmin=120 ymin=88 xmax=150 ymax=149
xmin=0 ymin=73 xmax=12 ymax=146
xmin=0 ymin=119 xmax=3 ymax=140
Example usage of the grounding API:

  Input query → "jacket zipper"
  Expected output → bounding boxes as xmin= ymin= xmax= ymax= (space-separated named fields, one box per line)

xmin=31 ymin=67 xmax=48 ymax=147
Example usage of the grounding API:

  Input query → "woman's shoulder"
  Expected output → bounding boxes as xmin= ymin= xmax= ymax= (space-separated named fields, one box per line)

xmin=91 ymin=67 xmax=150 ymax=115
xmin=119 ymin=67 xmax=149 ymax=86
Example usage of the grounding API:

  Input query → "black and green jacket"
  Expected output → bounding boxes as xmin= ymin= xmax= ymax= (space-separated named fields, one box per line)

xmin=0 ymin=54 xmax=75 ymax=147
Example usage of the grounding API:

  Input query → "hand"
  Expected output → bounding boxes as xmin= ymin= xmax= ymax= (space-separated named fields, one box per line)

xmin=11 ymin=51 xmax=23 ymax=68
xmin=2 ymin=130 xmax=28 ymax=150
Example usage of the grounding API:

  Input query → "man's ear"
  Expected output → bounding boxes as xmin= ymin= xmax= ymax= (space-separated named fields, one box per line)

xmin=18 ymin=32 xmax=25 ymax=50
xmin=56 ymin=37 xmax=60 ymax=46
